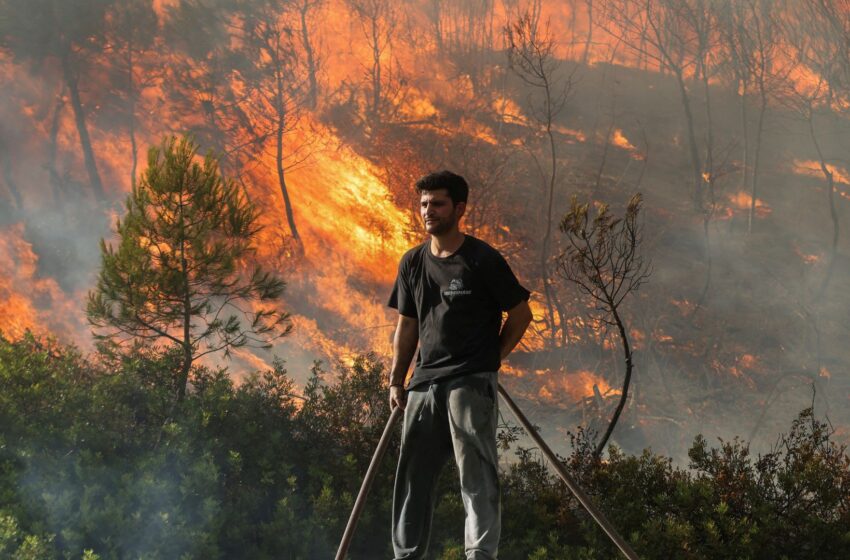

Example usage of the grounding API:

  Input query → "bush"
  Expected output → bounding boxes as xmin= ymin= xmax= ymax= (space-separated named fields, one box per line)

xmin=1 ymin=332 xmax=849 ymax=559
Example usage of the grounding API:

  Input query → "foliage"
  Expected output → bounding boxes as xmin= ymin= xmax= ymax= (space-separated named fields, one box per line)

xmin=558 ymin=193 xmax=651 ymax=324
xmin=1 ymin=332 xmax=849 ymax=559
xmin=87 ymin=136 xmax=290 ymax=401
xmin=558 ymin=193 xmax=651 ymax=458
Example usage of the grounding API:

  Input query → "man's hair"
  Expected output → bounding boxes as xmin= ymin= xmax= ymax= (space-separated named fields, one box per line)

xmin=415 ymin=170 xmax=469 ymax=205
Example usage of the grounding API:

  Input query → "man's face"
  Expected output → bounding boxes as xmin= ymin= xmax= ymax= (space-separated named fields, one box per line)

xmin=420 ymin=189 xmax=466 ymax=235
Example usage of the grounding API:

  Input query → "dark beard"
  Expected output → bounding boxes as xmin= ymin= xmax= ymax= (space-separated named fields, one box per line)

xmin=426 ymin=214 xmax=458 ymax=235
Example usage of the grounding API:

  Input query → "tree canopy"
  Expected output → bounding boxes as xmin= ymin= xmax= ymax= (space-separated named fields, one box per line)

xmin=87 ymin=135 xmax=290 ymax=401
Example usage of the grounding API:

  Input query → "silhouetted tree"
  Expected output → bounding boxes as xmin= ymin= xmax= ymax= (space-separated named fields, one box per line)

xmin=346 ymin=0 xmax=399 ymax=128
xmin=294 ymin=0 xmax=324 ymax=109
xmin=717 ymin=0 xmax=780 ymax=234
xmin=0 ymin=0 xmax=114 ymax=201
xmin=506 ymin=12 xmax=575 ymax=348
xmin=235 ymin=0 xmax=313 ymax=247
xmin=602 ymin=0 xmax=706 ymax=210
xmin=104 ymin=0 xmax=160 ymax=189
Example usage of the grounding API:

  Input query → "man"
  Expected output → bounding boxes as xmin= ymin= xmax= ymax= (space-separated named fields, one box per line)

xmin=387 ymin=170 xmax=533 ymax=559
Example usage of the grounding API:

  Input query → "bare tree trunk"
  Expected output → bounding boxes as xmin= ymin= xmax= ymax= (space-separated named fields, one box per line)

xmin=673 ymin=68 xmax=703 ymax=210
xmin=808 ymin=109 xmax=839 ymax=298
xmin=127 ymin=39 xmax=138 ymax=190
xmin=431 ymin=0 xmax=443 ymax=52
xmin=62 ymin=53 xmax=105 ymax=201
xmin=582 ymin=0 xmax=593 ymax=65
xmin=695 ymin=56 xmax=715 ymax=310
xmin=299 ymin=2 xmax=319 ymax=109
xmin=0 ymin=135 xmax=22 ymax=212
xmin=370 ymin=15 xmax=382 ymax=122
xmin=739 ymin=79 xmax=750 ymax=207
xmin=276 ymin=73 xmax=302 ymax=244
xmin=541 ymin=87 xmax=559 ymax=348
xmin=0 ymin=155 xmax=24 ymax=210
xmin=594 ymin=303 xmax=633 ymax=457
xmin=748 ymin=87 xmax=767 ymax=234
xmin=47 ymin=87 xmax=65 ymax=206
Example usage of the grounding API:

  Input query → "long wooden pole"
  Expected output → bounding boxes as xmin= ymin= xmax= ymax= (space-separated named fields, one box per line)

xmin=335 ymin=388 xmax=639 ymax=560
xmin=498 ymin=384 xmax=640 ymax=560
xmin=335 ymin=405 xmax=403 ymax=560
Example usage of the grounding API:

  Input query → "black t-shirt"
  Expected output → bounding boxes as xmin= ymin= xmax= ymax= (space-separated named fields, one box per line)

xmin=388 ymin=234 xmax=530 ymax=388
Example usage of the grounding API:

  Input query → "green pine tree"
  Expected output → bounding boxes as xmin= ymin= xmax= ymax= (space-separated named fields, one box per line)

xmin=87 ymin=135 xmax=291 ymax=401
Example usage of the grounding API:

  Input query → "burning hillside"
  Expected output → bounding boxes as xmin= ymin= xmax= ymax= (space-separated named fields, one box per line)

xmin=1 ymin=0 xmax=850 ymax=461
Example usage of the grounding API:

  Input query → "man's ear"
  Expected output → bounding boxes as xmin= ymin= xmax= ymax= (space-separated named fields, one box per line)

xmin=455 ymin=201 xmax=467 ymax=219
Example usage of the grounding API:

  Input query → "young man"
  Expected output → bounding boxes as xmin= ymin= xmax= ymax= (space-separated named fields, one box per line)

xmin=388 ymin=170 xmax=533 ymax=559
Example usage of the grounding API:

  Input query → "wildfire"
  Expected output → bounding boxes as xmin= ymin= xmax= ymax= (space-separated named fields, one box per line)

xmin=611 ymin=128 xmax=642 ymax=159
xmin=726 ymin=191 xmax=771 ymax=219
xmin=493 ymin=96 xmax=528 ymax=126
xmin=538 ymin=369 xmax=618 ymax=405
xmin=552 ymin=124 xmax=587 ymax=143
xmin=0 ymin=224 xmax=83 ymax=342
xmin=793 ymin=159 xmax=850 ymax=185
xmin=4 ymin=0 xmax=850 ymax=460
xmin=792 ymin=243 xmax=821 ymax=265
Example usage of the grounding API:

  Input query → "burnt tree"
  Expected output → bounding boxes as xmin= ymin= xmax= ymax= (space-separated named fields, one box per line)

xmin=558 ymin=193 xmax=651 ymax=458
xmin=506 ymin=12 xmax=575 ymax=349
xmin=0 ymin=0 xmax=113 ymax=201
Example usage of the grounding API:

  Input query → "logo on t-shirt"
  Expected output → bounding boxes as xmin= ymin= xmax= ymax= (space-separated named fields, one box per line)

xmin=443 ymin=277 xmax=472 ymax=297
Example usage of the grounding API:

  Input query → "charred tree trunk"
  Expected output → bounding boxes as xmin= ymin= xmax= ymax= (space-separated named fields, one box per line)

xmin=807 ymin=108 xmax=839 ymax=299
xmin=739 ymin=79 xmax=750 ymax=210
xmin=748 ymin=87 xmax=767 ymax=234
xmin=431 ymin=0 xmax=443 ymax=53
xmin=47 ymin=87 xmax=66 ymax=206
xmin=582 ymin=0 xmax=593 ymax=65
xmin=673 ymin=69 xmax=703 ymax=210
xmin=541 ymin=84 xmax=560 ymax=348
xmin=127 ymin=39 xmax=138 ymax=190
xmin=299 ymin=2 xmax=319 ymax=110
xmin=370 ymin=14 xmax=382 ymax=123
xmin=276 ymin=72 xmax=302 ymax=244
xmin=695 ymin=57 xmax=715 ymax=311
xmin=61 ymin=53 xmax=105 ymax=201
xmin=0 ymin=135 xmax=23 ymax=212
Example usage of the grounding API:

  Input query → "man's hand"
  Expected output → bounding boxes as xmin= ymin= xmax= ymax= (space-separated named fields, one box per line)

xmin=388 ymin=314 xmax=418 ymax=409
xmin=389 ymin=385 xmax=407 ymax=410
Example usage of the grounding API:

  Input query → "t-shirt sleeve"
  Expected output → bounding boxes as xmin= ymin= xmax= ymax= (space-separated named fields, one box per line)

xmin=484 ymin=251 xmax=531 ymax=312
xmin=388 ymin=257 xmax=418 ymax=318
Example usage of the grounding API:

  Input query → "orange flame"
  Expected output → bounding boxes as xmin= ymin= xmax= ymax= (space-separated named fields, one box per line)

xmin=0 ymin=224 xmax=84 ymax=342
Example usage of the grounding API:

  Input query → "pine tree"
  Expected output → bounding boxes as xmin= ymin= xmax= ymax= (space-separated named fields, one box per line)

xmin=87 ymin=135 xmax=290 ymax=401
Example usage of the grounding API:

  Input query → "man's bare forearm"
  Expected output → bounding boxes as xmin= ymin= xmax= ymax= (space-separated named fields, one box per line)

xmin=390 ymin=315 xmax=419 ymax=386
xmin=499 ymin=300 xmax=532 ymax=360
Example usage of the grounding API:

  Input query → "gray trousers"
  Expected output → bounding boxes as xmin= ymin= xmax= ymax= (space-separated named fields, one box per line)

xmin=392 ymin=371 xmax=501 ymax=560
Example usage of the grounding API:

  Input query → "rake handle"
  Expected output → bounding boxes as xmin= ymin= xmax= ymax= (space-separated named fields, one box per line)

xmin=498 ymin=383 xmax=640 ymax=560
xmin=335 ymin=404 xmax=403 ymax=560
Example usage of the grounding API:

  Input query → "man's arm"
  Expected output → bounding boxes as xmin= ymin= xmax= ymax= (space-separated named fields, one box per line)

xmin=389 ymin=314 xmax=419 ymax=410
xmin=499 ymin=300 xmax=532 ymax=360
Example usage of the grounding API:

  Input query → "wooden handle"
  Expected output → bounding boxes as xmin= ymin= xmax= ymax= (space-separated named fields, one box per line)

xmin=498 ymin=384 xmax=640 ymax=560
xmin=335 ymin=405 xmax=403 ymax=560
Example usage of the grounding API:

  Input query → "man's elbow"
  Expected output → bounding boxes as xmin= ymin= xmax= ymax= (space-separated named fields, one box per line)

xmin=507 ymin=300 xmax=533 ymax=329
xmin=396 ymin=314 xmax=419 ymax=341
